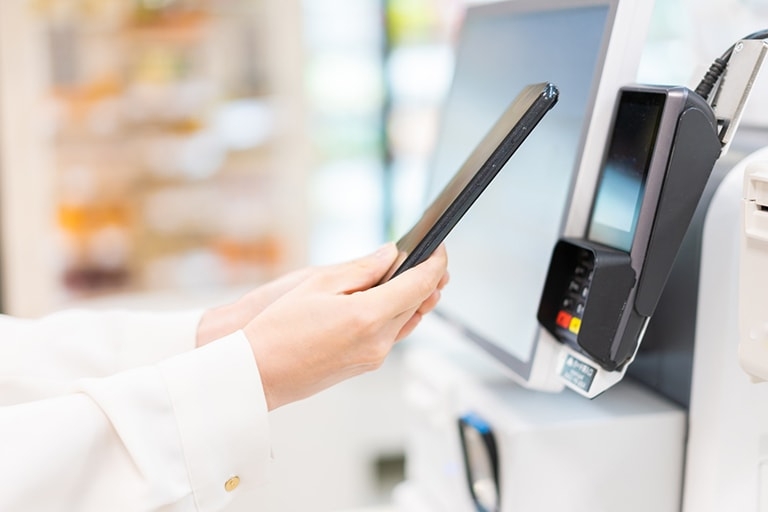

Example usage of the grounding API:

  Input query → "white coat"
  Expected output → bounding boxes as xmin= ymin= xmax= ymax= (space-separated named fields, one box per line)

xmin=0 ymin=309 xmax=271 ymax=511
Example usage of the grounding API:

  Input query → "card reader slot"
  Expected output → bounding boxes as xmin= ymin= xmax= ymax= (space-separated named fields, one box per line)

xmin=744 ymin=164 xmax=768 ymax=243
xmin=744 ymin=205 xmax=768 ymax=243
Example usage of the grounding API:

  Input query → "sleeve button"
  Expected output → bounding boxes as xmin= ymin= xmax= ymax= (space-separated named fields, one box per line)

xmin=224 ymin=476 xmax=241 ymax=492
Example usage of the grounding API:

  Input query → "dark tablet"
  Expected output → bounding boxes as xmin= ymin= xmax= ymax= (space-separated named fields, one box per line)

xmin=381 ymin=82 xmax=559 ymax=282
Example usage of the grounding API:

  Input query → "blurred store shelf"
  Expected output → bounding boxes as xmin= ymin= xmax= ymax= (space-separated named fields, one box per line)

xmin=0 ymin=0 xmax=309 ymax=316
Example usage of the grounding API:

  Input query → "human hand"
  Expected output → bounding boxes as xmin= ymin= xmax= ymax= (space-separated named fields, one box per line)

xmin=243 ymin=243 xmax=448 ymax=410
xmin=196 ymin=244 xmax=448 ymax=347
xmin=196 ymin=267 xmax=318 ymax=347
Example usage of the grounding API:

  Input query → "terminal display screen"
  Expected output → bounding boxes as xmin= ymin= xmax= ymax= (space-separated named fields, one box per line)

xmin=587 ymin=91 xmax=665 ymax=252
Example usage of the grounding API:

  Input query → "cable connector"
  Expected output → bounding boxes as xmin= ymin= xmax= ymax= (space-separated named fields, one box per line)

xmin=695 ymin=56 xmax=728 ymax=100
xmin=708 ymin=39 xmax=767 ymax=155
xmin=694 ymin=30 xmax=768 ymax=156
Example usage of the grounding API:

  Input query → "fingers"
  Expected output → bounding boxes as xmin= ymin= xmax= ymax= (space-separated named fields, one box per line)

xmin=242 ymin=266 xmax=316 ymax=317
xmin=396 ymin=311 xmax=423 ymax=341
xmin=438 ymin=270 xmax=450 ymax=290
xmin=310 ymin=243 xmax=399 ymax=294
xmin=391 ymin=288 xmax=440 ymax=342
xmin=363 ymin=244 xmax=448 ymax=318
xmin=417 ymin=289 xmax=441 ymax=316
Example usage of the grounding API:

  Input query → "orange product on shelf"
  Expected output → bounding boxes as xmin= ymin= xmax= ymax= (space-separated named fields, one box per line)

xmin=213 ymin=234 xmax=284 ymax=268
xmin=127 ymin=5 xmax=213 ymax=44
xmin=57 ymin=202 xmax=133 ymax=234
xmin=52 ymin=77 xmax=123 ymax=126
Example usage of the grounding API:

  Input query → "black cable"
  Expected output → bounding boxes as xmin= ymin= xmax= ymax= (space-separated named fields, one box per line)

xmin=695 ymin=28 xmax=768 ymax=100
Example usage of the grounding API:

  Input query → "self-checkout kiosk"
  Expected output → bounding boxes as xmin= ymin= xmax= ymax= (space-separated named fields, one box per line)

xmin=389 ymin=1 xmax=768 ymax=511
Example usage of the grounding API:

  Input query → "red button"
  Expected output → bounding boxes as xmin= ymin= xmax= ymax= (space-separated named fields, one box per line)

xmin=556 ymin=310 xmax=572 ymax=329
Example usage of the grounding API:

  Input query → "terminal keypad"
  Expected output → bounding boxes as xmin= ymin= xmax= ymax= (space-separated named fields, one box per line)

xmin=555 ymin=252 xmax=594 ymax=337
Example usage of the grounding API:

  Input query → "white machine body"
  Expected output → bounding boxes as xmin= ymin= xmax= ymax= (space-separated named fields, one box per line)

xmin=740 ymin=158 xmax=768 ymax=382
xmin=683 ymin=146 xmax=768 ymax=512
xmin=394 ymin=144 xmax=768 ymax=512
xmin=394 ymin=319 xmax=686 ymax=512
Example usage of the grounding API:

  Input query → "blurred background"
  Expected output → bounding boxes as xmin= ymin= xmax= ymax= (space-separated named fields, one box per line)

xmin=0 ymin=0 xmax=463 ymax=316
xmin=0 ymin=0 xmax=766 ymax=511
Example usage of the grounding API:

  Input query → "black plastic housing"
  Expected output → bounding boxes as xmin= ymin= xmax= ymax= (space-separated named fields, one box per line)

xmin=537 ymin=85 xmax=721 ymax=372
xmin=538 ymin=239 xmax=635 ymax=368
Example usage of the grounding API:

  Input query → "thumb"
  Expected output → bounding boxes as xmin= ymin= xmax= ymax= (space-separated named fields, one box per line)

xmin=363 ymin=244 xmax=448 ymax=317
xmin=317 ymin=242 xmax=400 ymax=294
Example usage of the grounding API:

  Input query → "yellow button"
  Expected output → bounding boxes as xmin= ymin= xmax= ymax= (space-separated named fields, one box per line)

xmin=569 ymin=317 xmax=582 ymax=334
xmin=224 ymin=476 xmax=240 ymax=492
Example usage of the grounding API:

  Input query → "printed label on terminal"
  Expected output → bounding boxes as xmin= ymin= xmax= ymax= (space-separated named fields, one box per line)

xmin=561 ymin=355 xmax=597 ymax=392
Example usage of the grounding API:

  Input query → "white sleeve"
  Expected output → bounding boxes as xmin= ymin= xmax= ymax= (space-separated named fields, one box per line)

xmin=0 ymin=331 xmax=272 ymax=512
xmin=0 ymin=309 xmax=203 ymax=380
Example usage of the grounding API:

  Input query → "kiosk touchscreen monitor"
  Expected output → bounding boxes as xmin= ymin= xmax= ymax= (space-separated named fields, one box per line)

xmin=424 ymin=0 xmax=653 ymax=387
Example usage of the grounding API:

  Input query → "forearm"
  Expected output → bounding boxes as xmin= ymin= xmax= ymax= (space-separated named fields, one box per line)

xmin=0 ymin=332 xmax=271 ymax=512
xmin=0 ymin=309 xmax=203 ymax=380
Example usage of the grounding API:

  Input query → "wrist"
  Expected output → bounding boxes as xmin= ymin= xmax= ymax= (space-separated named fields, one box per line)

xmin=242 ymin=322 xmax=279 ymax=411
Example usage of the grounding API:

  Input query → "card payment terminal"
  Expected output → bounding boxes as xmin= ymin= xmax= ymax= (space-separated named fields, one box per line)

xmin=538 ymin=85 xmax=721 ymax=375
